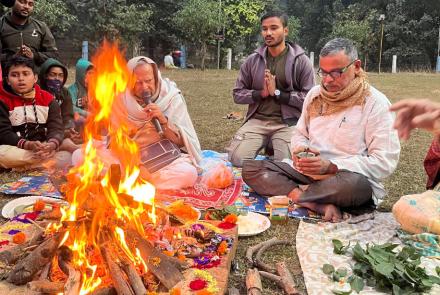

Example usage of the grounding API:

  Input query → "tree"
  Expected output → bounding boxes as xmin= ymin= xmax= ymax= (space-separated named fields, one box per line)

xmin=174 ymin=0 xmax=224 ymax=70
xmin=65 ymin=0 xmax=152 ymax=53
xmin=327 ymin=4 xmax=377 ymax=66
xmin=33 ymin=0 xmax=77 ymax=35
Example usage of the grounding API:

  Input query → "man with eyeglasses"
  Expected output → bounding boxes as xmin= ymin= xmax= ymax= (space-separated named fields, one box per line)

xmin=242 ymin=38 xmax=401 ymax=222
xmin=227 ymin=11 xmax=315 ymax=167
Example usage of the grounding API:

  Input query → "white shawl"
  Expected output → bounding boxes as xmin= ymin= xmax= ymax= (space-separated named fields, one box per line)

xmin=120 ymin=56 xmax=202 ymax=164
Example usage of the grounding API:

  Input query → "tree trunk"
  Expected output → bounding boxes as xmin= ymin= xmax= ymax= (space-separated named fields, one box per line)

xmin=201 ymin=42 xmax=207 ymax=71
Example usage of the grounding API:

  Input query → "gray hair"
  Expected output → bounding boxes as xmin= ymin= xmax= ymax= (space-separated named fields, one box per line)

xmin=320 ymin=38 xmax=358 ymax=61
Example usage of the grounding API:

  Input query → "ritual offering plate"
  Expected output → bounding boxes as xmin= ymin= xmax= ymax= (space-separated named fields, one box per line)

xmin=237 ymin=212 xmax=271 ymax=237
xmin=2 ymin=196 xmax=68 ymax=218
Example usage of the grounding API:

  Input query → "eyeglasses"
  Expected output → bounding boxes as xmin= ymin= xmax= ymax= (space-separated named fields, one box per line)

xmin=317 ymin=60 xmax=356 ymax=79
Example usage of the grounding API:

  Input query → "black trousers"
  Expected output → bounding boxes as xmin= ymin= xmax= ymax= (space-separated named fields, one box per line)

xmin=242 ymin=160 xmax=373 ymax=208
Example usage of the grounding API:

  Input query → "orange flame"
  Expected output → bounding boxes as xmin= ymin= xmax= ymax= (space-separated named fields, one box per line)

xmin=50 ymin=41 xmax=157 ymax=294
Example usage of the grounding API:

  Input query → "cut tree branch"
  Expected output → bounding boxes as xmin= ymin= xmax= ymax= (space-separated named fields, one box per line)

xmin=246 ymin=268 xmax=262 ymax=295
xmin=255 ymin=240 xmax=293 ymax=273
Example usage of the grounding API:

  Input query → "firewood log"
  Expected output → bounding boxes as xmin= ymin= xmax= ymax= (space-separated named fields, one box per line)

xmin=119 ymin=257 xmax=147 ymax=295
xmin=127 ymin=229 xmax=184 ymax=290
xmin=26 ymin=280 xmax=64 ymax=293
xmin=245 ymin=237 xmax=277 ymax=266
xmin=90 ymin=286 xmax=117 ymax=295
xmin=276 ymin=262 xmax=300 ymax=295
xmin=0 ymin=230 xmax=44 ymax=265
xmin=7 ymin=232 xmax=63 ymax=285
xmin=57 ymin=246 xmax=81 ymax=295
xmin=254 ymin=240 xmax=293 ymax=273
xmin=246 ymin=268 xmax=262 ymax=295
xmin=100 ymin=245 xmax=134 ymax=295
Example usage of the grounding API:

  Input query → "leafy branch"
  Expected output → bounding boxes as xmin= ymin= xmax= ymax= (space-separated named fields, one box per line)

xmin=322 ymin=239 xmax=440 ymax=295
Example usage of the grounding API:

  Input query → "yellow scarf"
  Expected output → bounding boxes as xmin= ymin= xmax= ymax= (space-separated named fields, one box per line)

xmin=308 ymin=70 xmax=370 ymax=118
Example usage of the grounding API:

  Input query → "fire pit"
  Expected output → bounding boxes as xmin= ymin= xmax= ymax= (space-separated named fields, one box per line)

xmin=0 ymin=42 xmax=238 ymax=295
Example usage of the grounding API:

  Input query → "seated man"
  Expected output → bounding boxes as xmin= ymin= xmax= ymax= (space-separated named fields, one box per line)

xmin=227 ymin=11 xmax=315 ymax=167
xmin=120 ymin=56 xmax=201 ymax=189
xmin=0 ymin=56 xmax=70 ymax=169
xmin=74 ymin=56 xmax=201 ymax=190
xmin=68 ymin=58 xmax=94 ymax=131
xmin=39 ymin=58 xmax=81 ymax=153
xmin=164 ymin=51 xmax=178 ymax=69
xmin=242 ymin=38 xmax=401 ymax=222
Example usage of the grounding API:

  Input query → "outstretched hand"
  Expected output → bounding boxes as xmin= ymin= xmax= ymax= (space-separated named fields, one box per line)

xmin=390 ymin=99 xmax=440 ymax=140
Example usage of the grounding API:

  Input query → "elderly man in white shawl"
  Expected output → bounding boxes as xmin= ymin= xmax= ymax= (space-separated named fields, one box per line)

xmin=73 ymin=56 xmax=201 ymax=190
xmin=119 ymin=56 xmax=202 ymax=189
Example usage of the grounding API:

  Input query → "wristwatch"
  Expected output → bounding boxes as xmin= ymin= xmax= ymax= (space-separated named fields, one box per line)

xmin=274 ymin=89 xmax=281 ymax=98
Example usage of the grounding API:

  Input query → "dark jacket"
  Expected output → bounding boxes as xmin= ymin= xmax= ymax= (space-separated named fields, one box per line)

xmin=233 ymin=43 xmax=315 ymax=126
xmin=0 ymin=12 xmax=58 ymax=66
xmin=39 ymin=58 xmax=74 ymax=129
xmin=0 ymin=83 xmax=63 ymax=149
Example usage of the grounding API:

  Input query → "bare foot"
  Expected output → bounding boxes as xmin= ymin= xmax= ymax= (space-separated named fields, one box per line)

xmin=287 ymin=187 xmax=303 ymax=203
xmin=320 ymin=204 xmax=342 ymax=222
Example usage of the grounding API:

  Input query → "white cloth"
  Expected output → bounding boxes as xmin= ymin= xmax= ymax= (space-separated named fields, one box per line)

xmin=291 ymin=85 xmax=401 ymax=204
xmin=164 ymin=54 xmax=177 ymax=68
xmin=121 ymin=56 xmax=202 ymax=166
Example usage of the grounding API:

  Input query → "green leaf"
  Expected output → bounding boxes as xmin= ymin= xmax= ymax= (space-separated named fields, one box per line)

xmin=332 ymin=239 xmax=350 ymax=254
xmin=350 ymin=275 xmax=364 ymax=293
xmin=436 ymin=266 xmax=440 ymax=276
xmin=352 ymin=243 xmax=367 ymax=262
xmin=374 ymin=262 xmax=394 ymax=278
xmin=428 ymin=275 xmax=440 ymax=285
xmin=323 ymin=264 xmax=335 ymax=275
xmin=336 ymin=267 xmax=348 ymax=278
xmin=392 ymin=284 xmax=402 ymax=295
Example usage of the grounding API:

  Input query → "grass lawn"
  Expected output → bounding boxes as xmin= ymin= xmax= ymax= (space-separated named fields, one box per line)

xmin=1 ymin=70 xmax=439 ymax=294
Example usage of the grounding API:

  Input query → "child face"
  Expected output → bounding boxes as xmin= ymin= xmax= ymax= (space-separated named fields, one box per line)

xmin=7 ymin=64 xmax=37 ymax=94
xmin=46 ymin=66 xmax=64 ymax=83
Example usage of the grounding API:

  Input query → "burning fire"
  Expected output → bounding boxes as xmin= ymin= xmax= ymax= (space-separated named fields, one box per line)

xmin=47 ymin=42 xmax=157 ymax=294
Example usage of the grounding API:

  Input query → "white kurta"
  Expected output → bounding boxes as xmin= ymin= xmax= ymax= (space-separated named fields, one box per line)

xmin=291 ymin=85 xmax=401 ymax=204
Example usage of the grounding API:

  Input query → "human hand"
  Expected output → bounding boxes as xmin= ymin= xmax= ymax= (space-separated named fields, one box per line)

xmin=260 ymin=69 xmax=271 ymax=98
xmin=34 ymin=142 xmax=57 ymax=159
xmin=265 ymin=71 xmax=276 ymax=96
xmin=144 ymin=103 xmax=167 ymax=124
xmin=67 ymin=128 xmax=82 ymax=144
xmin=295 ymin=155 xmax=332 ymax=175
xmin=20 ymin=45 xmax=34 ymax=59
xmin=390 ymin=99 xmax=440 ymax=140
xmin=23 ymin=140 xmax=44 ymax=151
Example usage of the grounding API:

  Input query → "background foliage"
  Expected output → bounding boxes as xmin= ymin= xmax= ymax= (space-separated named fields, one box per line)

xmin=1 ymin=0 xmax=437 ymax=70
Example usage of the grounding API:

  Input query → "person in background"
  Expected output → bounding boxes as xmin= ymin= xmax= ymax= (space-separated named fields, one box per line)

xmin=39 ymin=58 xmax=81 ymax=153
xmin=164 ymin=51 xmax=178 ymax=69
xmin=0 ymin=0 xmax=58 ymax=70
xmin=0 ymin=56 xmax=70 ymax=169
xmin=68 ymin=58 xmax=94 ymax=131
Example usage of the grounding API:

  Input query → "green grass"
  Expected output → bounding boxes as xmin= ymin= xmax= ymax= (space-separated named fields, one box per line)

xmin=1 ymin=70 xmax=439 ymax=294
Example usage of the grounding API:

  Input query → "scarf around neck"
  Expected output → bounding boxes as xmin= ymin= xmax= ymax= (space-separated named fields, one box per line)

xmin=308 ymin=70 xmax=370 ymax=118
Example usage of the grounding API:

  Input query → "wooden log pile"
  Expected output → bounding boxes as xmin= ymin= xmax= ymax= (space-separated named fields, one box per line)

xmin=245 ymin=238 xmax=302 ymax=295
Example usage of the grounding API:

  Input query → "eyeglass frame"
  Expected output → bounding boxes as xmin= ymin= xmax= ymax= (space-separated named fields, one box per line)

xmin=317 ymin=59 xmax=357 ymax=79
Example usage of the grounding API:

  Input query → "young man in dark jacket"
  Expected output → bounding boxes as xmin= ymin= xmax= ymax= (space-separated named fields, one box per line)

xmin=0 ymin=56 xmax=70 ymax=169
xmin=227 ymin=11 xmax=315 ymax=167
xmin=0 ymin=0 xmax=58 ymax=69
xmin=39 ymin=58 xmax=82 ymax=152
